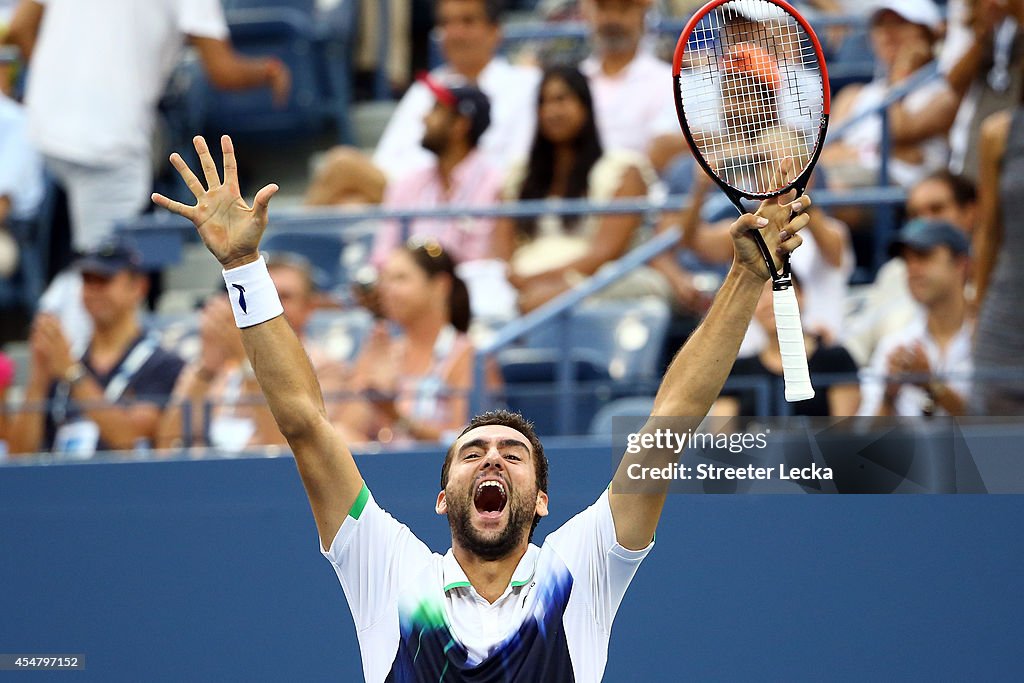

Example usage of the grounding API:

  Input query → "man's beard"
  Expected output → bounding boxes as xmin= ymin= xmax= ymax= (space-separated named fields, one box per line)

xmin=594 ymin=25 xmax=635 ymax=56
xmin=446 ymin=485 xmax=536 ymax=561
xmin=422 ymin=130 xmax=448 ymax=156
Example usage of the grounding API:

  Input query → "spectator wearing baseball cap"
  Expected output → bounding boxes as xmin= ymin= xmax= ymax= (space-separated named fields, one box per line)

xmin=8 ymin=236 xmax=184 ymax=458
xmin=368 ymin=74 xmax=514 ymax=320
xmin=304 ymin=0 xmax=540 ymax=208
xmin=821 ymin=0 xmax=950 ymax=192
xmin=859 ymin=218 xmax=974 ymax=417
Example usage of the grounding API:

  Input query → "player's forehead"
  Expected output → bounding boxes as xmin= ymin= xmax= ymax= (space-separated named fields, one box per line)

xmin=454 ymin=425 xmax=533 ymax=456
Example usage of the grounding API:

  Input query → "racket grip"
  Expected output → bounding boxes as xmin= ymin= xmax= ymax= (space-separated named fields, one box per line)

xmin=772 ymin=285 xmax=815 ymax=402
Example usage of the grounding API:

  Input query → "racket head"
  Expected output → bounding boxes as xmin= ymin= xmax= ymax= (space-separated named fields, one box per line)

xmin=672 ymin=0 xmax=830 ymax=203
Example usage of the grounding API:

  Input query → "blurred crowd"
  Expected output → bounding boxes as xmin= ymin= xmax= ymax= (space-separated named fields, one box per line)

xmin=0 ymin=0 xmax=1022 ymax=458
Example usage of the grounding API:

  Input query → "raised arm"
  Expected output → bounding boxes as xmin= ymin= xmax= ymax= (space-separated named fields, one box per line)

xmin=609 ymin=164 xmax=811 ymax=550
xmin=1 ymin=0 xmax=43 ymax=59
xmin=152 ymin=135 xmax=361 ymax=550
xmin=971 ymin=110 xmax=1010 ymax=312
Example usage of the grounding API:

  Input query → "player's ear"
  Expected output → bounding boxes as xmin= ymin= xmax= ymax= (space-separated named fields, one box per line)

xmin=436 ymin=490 xmax=448 ymax=515
xmin=535 ymin=491 xmax=549 ymax=518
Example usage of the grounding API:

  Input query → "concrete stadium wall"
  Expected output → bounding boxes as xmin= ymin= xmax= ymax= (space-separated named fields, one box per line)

xmin=1 ymin=440 xmax=1022 ymax=682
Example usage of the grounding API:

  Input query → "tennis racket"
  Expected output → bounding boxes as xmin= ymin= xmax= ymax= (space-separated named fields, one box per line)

xmin=672 ymin=0 xmax=829 ymax=402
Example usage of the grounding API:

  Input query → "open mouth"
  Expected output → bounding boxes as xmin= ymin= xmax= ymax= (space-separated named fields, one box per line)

xmin=473 ymin=480 xmax=508 ymax=519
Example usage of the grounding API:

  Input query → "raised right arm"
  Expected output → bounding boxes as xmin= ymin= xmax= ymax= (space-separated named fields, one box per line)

xmin=152 ymin=135 xmax=362 ymax=550
xmin=1 ymin=0 xmax=43 ymax=59
xmin=238 ymin=314 xmax=363 ymax=548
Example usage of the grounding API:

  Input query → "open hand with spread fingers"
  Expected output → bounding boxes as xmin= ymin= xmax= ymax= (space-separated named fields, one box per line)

xmin=151 ymin=135 xmax=278 ymax=270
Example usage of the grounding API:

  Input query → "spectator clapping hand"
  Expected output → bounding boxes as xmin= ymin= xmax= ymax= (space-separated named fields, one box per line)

xmin=29 ymin=314 xmax=74 ymax=381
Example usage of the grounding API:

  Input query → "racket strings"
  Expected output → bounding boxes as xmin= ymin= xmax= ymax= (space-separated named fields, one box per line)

xmin=679 ymin=0 xmax=824 ymax=196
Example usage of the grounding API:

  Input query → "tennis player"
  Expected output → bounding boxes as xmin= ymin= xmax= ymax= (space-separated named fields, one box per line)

xmin=153 ymin=135 xmax=810 ymax=682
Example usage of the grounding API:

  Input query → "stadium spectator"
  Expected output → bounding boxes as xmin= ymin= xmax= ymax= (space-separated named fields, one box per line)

xmin=155 ymin=294 xmax=266 ymax=451
xmin=716 ymin=278 xmax=860 ymax=417
xmin=843 ymin=171 xmax=977 ymax=366
xmin=939 ymin=0 xmax=1023 ymax=181
xmin=579 ymin=0 xmax=686 ymax=175
xmin=2 ymin=0 xmax=290 ymax=253
xmin=7 ymin=237 xmax=185 ymax=456
xmin=304 ymin=0 xmax=539 ymax=206
xmin=493 ymin=66 xmax=669 ymax=313
xmin=3 ymin=0 xmax=291 ymax=347
xmin=157 ymin=253 xmax=349 ymax=451
xmin=370 ymin=80 xmax=499 ymax=266
xmin=859 ymin=220 xmax=973 ymax=417
xmin=679 ymin=169 xmax=852 ymax=346
xmin=820 ymin=0 xmax=949 ymax=190
xmin=337 ymin=241 xmax=500 ymax=444
xmin=0 ymin=88 xmax=44 ymax=280
xmin=369 ymin=79 xmax=513 ymax=320
xmin=971 ymin=97 xmax=1024 ymax=415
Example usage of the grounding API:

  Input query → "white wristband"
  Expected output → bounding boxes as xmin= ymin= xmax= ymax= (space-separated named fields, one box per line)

xmin=222 ymin=254 xmax=284 ymax=328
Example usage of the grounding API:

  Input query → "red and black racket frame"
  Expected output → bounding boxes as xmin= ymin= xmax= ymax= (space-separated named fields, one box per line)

xmin=671 ymin=0 xmax=831 ymax=290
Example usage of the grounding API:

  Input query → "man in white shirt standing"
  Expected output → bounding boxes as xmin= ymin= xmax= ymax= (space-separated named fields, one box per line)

xmin=153 ymin=135 xmax=812 ymax=682
xmin=4 ymin=0 xmax=290 ymax=253
xmin=3 ymin=0 xmax=291 ymax=344
xmin=859 ymin=220 xmax=973 ymax=417
xmin=304 ymin=0 xmax=540 ymax=207
xmin=579 ymin=0 xmax=686 ymax=175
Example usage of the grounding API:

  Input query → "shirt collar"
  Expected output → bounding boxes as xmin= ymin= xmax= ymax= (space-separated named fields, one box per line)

xmin=442 ymin=544 xmax=540 ymax=594
xmin=581 ymin=49 xmax=653 ymax=80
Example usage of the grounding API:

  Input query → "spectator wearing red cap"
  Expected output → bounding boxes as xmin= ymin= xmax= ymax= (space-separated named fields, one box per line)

xmin=368 ymin=77 xmax=513 ymax=320
xmin=304 ymin=0 xmax=539 ymax=207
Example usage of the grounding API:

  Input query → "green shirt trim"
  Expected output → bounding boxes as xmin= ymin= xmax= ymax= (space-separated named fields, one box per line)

xmin=348 ymin=483 xmax=370 ymax=520
xmin=443 ymin=581 xmax=472 ymax=592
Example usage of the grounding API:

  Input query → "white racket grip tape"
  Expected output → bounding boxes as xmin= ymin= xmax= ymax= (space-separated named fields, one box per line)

xmin=772 ymin=285 xmax=815 ymax=402
xmin=223 ymin=255 xmax=284 ymax=328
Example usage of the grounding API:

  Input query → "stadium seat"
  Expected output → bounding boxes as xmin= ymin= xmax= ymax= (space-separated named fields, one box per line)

xmin=200 ymin=7 xmax=330 ymax=139
xmin=262 ymin=230 xmax=346 ymax=291
xmin=497 ymin=347 xmax=613 ymax=436
xmin=199 ymin=3 xmax=360 ymax=143
xmin=523 ymin=298 xmax=671 ymax=383
xmin=588 ymin=396 xmax=656 ymax=437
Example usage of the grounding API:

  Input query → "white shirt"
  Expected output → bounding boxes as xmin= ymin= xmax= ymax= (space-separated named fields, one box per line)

xmin=581 ymin=51 xmax=679 ymax=155
xmin=372 ymin=58 xmax=540 ymax=180
xmin=323 ymin=487 xmax=651 ymax=683
xmin=790 ymin=225 xmax=854 ymax=340
xmin=0 ymin=92 xmax=45 ymax=221
xmin=858 ymin=311 xmax=974 ymax=416
xmin=836 ymin=70 xmax=951 ymax=188
xmin=25 ymin=0 xmax=228 ymax=163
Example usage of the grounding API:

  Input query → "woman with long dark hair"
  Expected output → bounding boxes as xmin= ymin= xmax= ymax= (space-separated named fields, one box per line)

xmin=493 ymin=65 xmax=665 ymax=312
xmin=339 ymin=240 xmax=499 ymax=443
